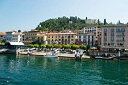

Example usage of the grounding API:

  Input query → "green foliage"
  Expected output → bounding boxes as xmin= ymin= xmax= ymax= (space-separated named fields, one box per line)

xmin=54 ymin=44 xmax=62 ymax=48
xmin=80 ymin=45 xmax=87 ymax=50
xmin=0 ymin=42 xmax=5 ymax=46
xmin=28 ymin=44 xmax=34 ymax=48
xmin=86 ymin=45 xmax=90 ymax=50
xmin=36 ymin=16 xmax=86 ymax=31
xmin=46 ymin=44 xmax=53 ymax=48
xmin=71 ymin=45 xmax=80 ymax=50
xmin=41 ymin=44 xmax=46 ymax=48
xmin=62 ymin=45 xmax=71 ymax=49
xmin=34 ymin=44 xmax=39 ymax=48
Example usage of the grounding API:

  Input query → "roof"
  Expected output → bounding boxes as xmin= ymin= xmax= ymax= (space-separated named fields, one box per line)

xmin=9 ymin=42 xmax=24 ymax=46
xmin=87 ymin=33 xmax=95 ymax=36
xmin=0 ymin=32 xmax=6 ymax=35
xmin=101 ymin=25 xmax=128 ymax=28
xmin=12 ymin=33 xmax=24 ymax=35
xmin=36 ymin=33 xmax=46 ymax=37
xmin=47 ymin=32 xmax=77 ymax=35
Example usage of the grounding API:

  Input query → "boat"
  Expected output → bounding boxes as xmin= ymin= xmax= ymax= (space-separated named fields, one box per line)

xmin=119 ymin=54 xmax=128 ymax=60
xmin=0 ymin=49 xmax=8 ymax=53
xmin=95 ymin=56 xmax=103 ymax=59
xmin=43 ymin=56 xmax=58 ymax=58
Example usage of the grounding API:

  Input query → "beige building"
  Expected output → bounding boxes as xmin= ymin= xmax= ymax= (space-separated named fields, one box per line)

xmin=23 ymin=30 xmax=41 ymax=43
xmin=46 ymin=32 xmax=77 ymax=44
xmin=36 ymin=33 xmax=47 ymax=44
xmin=101 ymin=25 xmax=128 ymax=50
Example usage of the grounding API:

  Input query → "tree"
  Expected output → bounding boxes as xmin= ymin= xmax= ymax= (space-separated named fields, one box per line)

xmin=34 ymin=44 xmax=39 ymax=48
xmin=62 ymin=45 xmax=71 ymax=49
xmin=117 ymin=20 xmax=121 ymax=25
xmin=46 ymin=44 xmax=53 ymax=48
xmin=80 ymin=45 xmax=87 ymax=50
xmin=86 ymin=45 xmax=90 ymax=50
xmin=41 ymin=44 xmax=46 ymax=48
xmin=104 ymin=19 xmax=107 ymax=25
xmin=18 ymin=30 xmax=21 ymax=32
xmin=86 ymin=17 xmax=88 ymax=20
xmin=36 ymin=16 xmax=85 ymax=31
xmin=71 ymin=45 xmax=80 ymax=50
xmin=97 ymin=19 xmax=100 ymax=25
xmin=28 ymin=44 xmax=34 ymax=48
xmin=0 ymin=42 xmax=5 ymax=46
xmin=54 ymin=44 xmax=62 ymax=48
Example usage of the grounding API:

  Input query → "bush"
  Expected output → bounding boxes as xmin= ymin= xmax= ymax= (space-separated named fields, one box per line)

xmin=27 ymin=44 xmax=34 ymax=48
xmin=80 ymin=45 xmax=87 ymax=50
xmin=34 ymin=44 xmax=39 ymax=48
xmin=46 ymin=44 xmax=53 ymax=48
xmin=62 ymin=45 xmax=71 ymax=49
xmin=0 ymin=42 xmax=5 ymax=46
xmin=54 ymin=44 xmax=62 ymax=48
xmin=86 ymin=45 xmax=90 ymax=50
xmin=41 ymin=44 xmax=46 ymax=48
xmin=71 ymin=45 xmax=80 ymax=50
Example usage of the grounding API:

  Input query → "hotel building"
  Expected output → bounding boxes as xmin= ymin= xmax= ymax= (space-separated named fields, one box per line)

xmin=46 ymin=32 xmax=77 ymax=44
xmin=6 ymin=31 xmax=23 ymax=42
xmin=101 ymin=25 xmax=128 ymax=50
xmin=23 ymin=30 xmax=41 ymax=43
xmin=78 ymin=26 xmax=98 ymax=46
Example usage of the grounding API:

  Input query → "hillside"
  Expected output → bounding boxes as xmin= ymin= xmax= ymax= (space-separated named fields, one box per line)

xmin=36 ymin=16 xmax=91 ymax=31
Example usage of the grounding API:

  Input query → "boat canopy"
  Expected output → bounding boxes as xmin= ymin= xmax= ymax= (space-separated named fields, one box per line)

xmin=9 ymin=42 xmax=24 ymax=46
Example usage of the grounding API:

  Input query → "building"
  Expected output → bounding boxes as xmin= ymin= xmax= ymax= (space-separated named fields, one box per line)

xmin=101 ymin=25 xmax=128 ymax=50
xmin=0 ymin=32 xmax=6 ymax=42
xmin=6 ymin=31 xmax=23 ymax=42
xmin=36 ymin=33 xmax=47 ymax=44
xmin=78 ymin=26 xmax=98 ymax=46
xmin=46 ymin=32 xmax=77 ymax=44
xmin=23 ymin=30 xmax=41 ymax=43
xmin=97 ymin=27 xmax=102 ymax=47
xmin=85 ymin=19 xmax=98 ymax=24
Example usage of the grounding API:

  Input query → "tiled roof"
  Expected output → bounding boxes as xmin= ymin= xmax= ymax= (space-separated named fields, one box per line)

xmin=0 ymin=32 xmax=6 ymax=35
xmin=12 ymin=33 xmax=24 ymax=35
xmin=47 ymin=32 xmax=77 ymax=35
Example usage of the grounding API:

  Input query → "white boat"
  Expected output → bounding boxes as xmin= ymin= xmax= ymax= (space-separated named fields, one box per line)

xmin=0 ymin=49 xmax=8 ymax=53
xmin=95 ymin=56 xmax=103 ymax=59
xmin=44 ymin=56 xmax=58 ymax=58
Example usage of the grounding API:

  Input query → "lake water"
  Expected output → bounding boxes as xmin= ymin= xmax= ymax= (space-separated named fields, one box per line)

xmin=0 ymin=54 xmax=128 ymax=85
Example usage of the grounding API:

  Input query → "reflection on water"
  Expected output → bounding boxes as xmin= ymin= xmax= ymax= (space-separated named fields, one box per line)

xmin=0 ymin=54 xmax=128 ymax=85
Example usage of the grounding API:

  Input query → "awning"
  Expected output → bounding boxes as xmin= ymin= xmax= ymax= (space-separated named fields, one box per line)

xmin=9 ymin=42 xmax=24 ymax=46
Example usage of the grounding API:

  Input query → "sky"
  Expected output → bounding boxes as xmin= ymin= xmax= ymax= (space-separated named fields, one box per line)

xmin=0 ymin=0 xmax=128 ymax=32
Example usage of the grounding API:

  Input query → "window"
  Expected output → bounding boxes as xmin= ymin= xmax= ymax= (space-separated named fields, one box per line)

xmin=104 ymin=37 xmax=107 ymax=41
xmin=111 ymin=28 xmax=114 ymax=32
xmin=111 ymin=37 xmax=114 ymax=41
xmin=122 ymin=28 xmax=125 ymax=32
xmin=104 ymin=29 xmax=107 ymax=32
xmin=104 ymin=33 xmax=107 ymax=36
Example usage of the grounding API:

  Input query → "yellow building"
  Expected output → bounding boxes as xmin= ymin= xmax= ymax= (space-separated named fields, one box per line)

xmin=46 ymin=32 xmax=77 ymax=44
xmin=36 ymin=33 xmax=47 ymax=44
xmin=23 ymin=30 xmax=41 ymax=43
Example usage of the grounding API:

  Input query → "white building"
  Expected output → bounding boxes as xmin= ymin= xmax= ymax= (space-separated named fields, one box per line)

xmin=6 ymin=31 xmax=23 ymax=42
xmin=78 ymin=26 xmax=98 ymax=46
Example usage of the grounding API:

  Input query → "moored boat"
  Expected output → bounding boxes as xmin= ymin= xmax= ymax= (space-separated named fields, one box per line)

xmin=0 ymin=49 xmax=8 ymax=53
